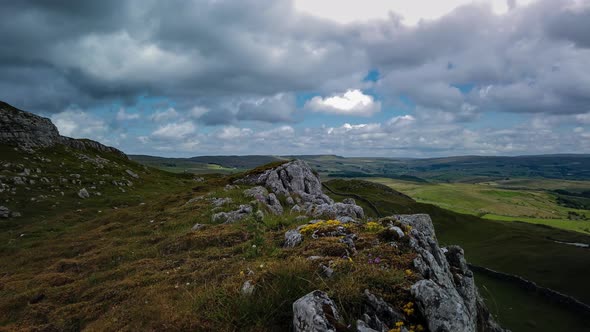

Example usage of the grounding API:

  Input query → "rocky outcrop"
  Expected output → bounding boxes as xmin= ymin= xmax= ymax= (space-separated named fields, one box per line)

xmin=291 ymin=214 xmax=508 ymax=332
xmin=397 ymin=214 xmax=508 ymax=332
xmin=238 ymin=160 xmax=363 ymax=220
xmin=0 ymin=101 xmax=126 ymax=158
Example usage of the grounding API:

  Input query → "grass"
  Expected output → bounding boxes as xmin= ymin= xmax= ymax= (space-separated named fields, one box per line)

xmin=324 ymin=180 xmax=590 ymax=302
xmin=366 ymin=177 xmax=590 ymax=234
xmin=474 ymin=271 xmax=590 ymax=332
xmin=0 ymin=154 xmax=423 ymax=331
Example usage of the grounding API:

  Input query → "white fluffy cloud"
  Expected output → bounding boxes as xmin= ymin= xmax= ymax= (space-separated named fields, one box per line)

xmin=51 ymin=109 xmax=109 ymax=139
xmin=305 ymin=89 xmax=381 ymax=116
xmin=151 ymin=122 xmax=196 ymax=140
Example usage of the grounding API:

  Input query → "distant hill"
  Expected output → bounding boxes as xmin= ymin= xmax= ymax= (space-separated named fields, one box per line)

xmin=130 ymin=153 xmax=590 ymax=182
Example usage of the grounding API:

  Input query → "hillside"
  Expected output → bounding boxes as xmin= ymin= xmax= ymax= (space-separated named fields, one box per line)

xmin=130 ymin=154 xmax=590 ymax=181
xmin=0 ymin=102 xmax=513 ymax=331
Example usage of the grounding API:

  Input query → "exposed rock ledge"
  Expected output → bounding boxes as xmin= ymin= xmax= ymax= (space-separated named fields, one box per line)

xmin=0 ymin=101 xmax=126 ymax=158
xmin=291 ymin=214 xmax=509 ymax=332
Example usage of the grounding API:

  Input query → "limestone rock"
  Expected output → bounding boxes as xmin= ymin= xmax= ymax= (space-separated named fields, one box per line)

xmin=0 ymin=101 xmax=126 ymax=157
xmin=191 ymin=223 xmax=205 ymax=231
xmin=78 ymin=188 xmax=90 ymax=199
xmin=0 ymin=206 xmax=10 ymax=219
xmin=293 ymin=290 xmax=342 ymax=332
xmin=211 ymin=197 xmax=233 ymax=207
xmin=398 ymin=214 xmax=508 ymax=332
xmin=309 ymin=202 xmax=364 ymax=220
xmin=241 ymin=280 xmax=255 ymax=296
xmin=244 ymin=186 xmax=283 ymax=215
xmin=125 ymin=169 xmax=139 ymax=179
xmin=238 ymin=160 xmax=332 ymax=205
xmin=212 ymin=205 xmax=252 ymax=224
xmin=284 ymin=229 xmax=303 ymax=248
xmin=360 ymin=289 xmax=405 ymax=331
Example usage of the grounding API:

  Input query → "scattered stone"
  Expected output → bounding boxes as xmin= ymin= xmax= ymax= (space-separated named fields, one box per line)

xmin=212 ymin=205 xmax=252 ymax=224
xmin=125 ymin=169 xmax=139 ymax=179
xmin=224 ymin=184 xmax=237 ymax=191
xmin=185 ymin=196 xmax=204 ymax=205
xmin=241 ymin=280 xmax=255 ymax=296
xmin=78 ymin=188 xmax=90 ymax=199
xmin=211 ymin=197 xmax=233 ymax=207
xmin=0 ymin=206 xmax=10 ymax=218
xmin=320 ymin=264 xmax=334 ymax=278
xmin=293 ymin=290 xmax=342 ymax=332
xmin=284 ymin=229 xmax=303 ymax=248
xmin=191 ymin=223 xmax=206 ymax=231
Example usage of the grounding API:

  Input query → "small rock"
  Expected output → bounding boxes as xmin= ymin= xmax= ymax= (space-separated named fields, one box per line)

xmin=390 ymin=226 xmax=405 ymax=239
xmin=191 ymin=223 xmax=205 ymax=231
xmin=241 ymin=280 xmax=255 ymax=296
xmin=78 ymin=188 xmax=90 ymax=199
xmin=0 ymin=206 xmax=10 ymax=218
xmin=211 ymin=197 xmax=233 ymax=207
xmin=284 ymin=229 xmax=303 ymax=248
xmin=320 ymin=264 xmax=334 ymax=278
xmin=212 ymin=205 xmax=252 ymax=224
xmin=125 ymin=169 xmax=139 ymax=179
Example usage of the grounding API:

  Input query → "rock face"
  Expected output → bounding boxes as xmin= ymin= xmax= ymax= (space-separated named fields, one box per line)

xmin=291 ymin=214 xmax=507 ymax=332
xmin=0 ymin=101 xmax=126 ymax=157
xmin=397 ymin=214 xmax=508 ymax=332
xmin=238 ymin=160 xmax=363 ymax=220
xmin=293 ymin=290 xmax=342 ymax=332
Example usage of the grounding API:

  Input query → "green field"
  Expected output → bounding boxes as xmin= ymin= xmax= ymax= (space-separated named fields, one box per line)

xmin=324 ymin=179 xmax=590 ymax=331
xmin=366 ymin=178 xmax=590 ymax=234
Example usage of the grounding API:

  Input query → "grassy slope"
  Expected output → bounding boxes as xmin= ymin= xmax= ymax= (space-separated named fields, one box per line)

xmin=1 ymin=157 xmax=422 ymax=331
xmin=324 ymin=179 xmax=590 ymax=331
xmin=324 ymin=179 xmax=590 ymax=304
xmin=366 ymin=177 xmax=590 ymax=234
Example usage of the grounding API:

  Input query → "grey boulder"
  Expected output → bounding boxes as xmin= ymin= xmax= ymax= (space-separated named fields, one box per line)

xmin=293 ymin=290 xmax=342 ymax=332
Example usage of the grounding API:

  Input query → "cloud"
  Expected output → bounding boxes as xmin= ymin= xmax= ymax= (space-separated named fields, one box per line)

xmin=151 ymin=122 xmax=196 ymax=140
xmin=116 ymin=108 xmax=140 ymax=121
xmin=2 ymin=0 xmax=590 ymax=156
xmin=51 ymin=109 xmax=109 ymax=139
xmin=150 ymin=108 xmax=178 ymax=122
xmin=237 ymin=93 xmax=296 ymax=123
xmin=305 ymin=89 xmax=381 ymax=116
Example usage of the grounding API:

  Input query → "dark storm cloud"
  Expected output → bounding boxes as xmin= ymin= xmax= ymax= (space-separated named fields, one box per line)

xmin=1 ymin=0 xmax=589 ymax=123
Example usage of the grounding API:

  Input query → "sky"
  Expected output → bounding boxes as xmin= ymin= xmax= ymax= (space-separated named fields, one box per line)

xmin=1 ymin=0 xmax=589 ymax=157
